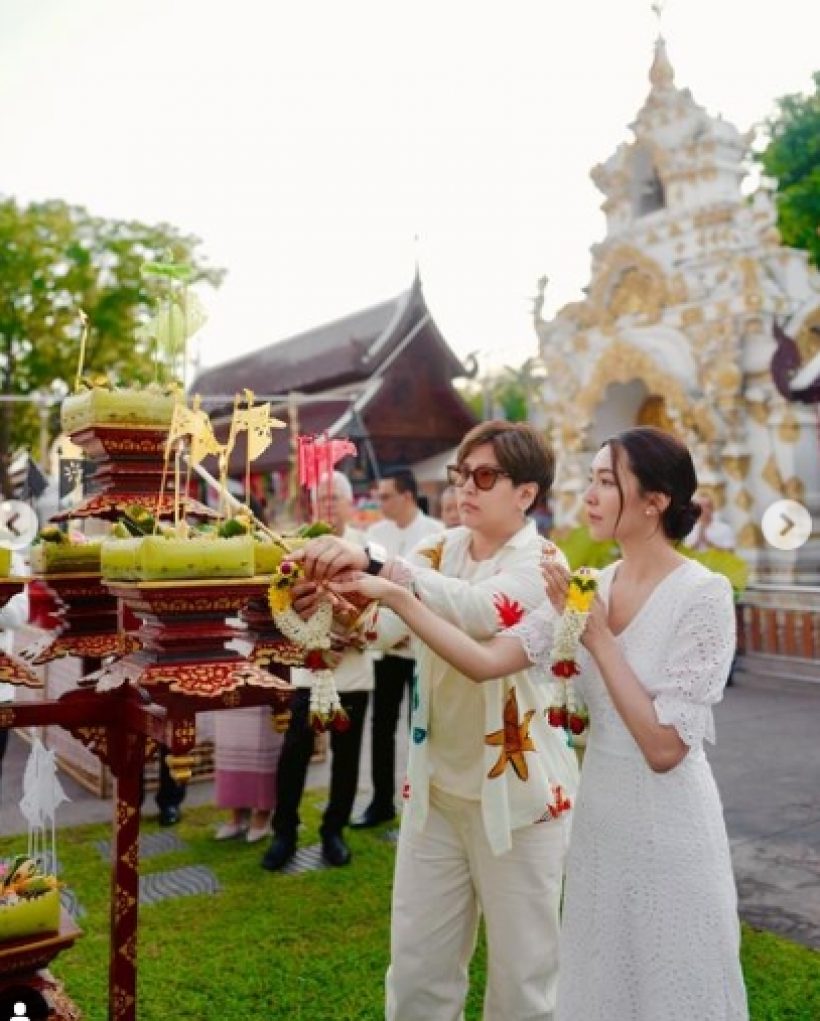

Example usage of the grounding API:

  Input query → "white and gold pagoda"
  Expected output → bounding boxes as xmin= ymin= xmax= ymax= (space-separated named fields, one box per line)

xmin=533 ymin=37 xmax=819 ymax=589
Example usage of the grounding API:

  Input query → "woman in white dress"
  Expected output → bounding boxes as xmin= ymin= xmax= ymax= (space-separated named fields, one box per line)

xmin=328 ymin=426 xmax=748 ymax=1021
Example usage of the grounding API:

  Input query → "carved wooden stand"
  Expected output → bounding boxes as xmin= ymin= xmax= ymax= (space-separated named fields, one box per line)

xmin=1 ymin=578 xmax=293 ymax=1021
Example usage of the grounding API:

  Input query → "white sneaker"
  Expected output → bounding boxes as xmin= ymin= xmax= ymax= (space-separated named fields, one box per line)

xmin=215 ymin=822 xmax=248 ymax=841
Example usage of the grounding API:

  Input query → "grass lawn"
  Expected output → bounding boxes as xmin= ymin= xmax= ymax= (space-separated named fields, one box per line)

xmin=2 ymin=796 xmax=819 ymax=1020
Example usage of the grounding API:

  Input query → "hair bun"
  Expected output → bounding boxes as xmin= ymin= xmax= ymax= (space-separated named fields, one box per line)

xmin=665 ymin=499 xmax=701 ymax=541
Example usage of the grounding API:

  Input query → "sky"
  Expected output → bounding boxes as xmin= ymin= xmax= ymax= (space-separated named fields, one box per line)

xmin=1 ymin=0 xmax=818 ymax=378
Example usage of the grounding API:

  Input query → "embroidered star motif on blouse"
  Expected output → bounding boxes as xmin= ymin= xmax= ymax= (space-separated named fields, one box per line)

xmin=417 ymin=538 xmax=445 ymax=572
xmin=485 ymin=687 xmax=536 ymax=781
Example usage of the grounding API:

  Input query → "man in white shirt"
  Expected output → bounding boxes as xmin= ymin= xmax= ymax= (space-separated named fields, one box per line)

xmin=262 ymin=472 xmax=375 ymax=870
xmin=685 ymin=493 xmax=736 ymax=552
xmin=353 ymin=468 xmax=443 ymax=828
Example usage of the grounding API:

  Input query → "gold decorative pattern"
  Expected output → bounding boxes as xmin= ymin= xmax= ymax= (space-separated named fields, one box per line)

xmin=172 ymin=719 xmax=197 ymax=745
xmin=166 ymin=753 xmax=195 ymax=784
xmin=114 ymin=991 xmax=136 ymax=1019
xmin=575 ymin=340 xmax=710 ymax=438
xmin=222 ymin=690 xmax=242 ymax=707
xmin=784 ymin=476 xmax=806 ymax=502
xmin=738 ymin=522 xmax=764 ymax=549
xmin=120 ymin=934 xmax=138 ymax=965
xmin=745 ymin=395 xmax=769 ymax=425
xmin=0 ymin=707 xmax=15 ymax=728
xmin=680 ymin=306 xmax=703 ymax=328
xmin=795 ymin=307 xmax=820 ymax=363
xmin=585 ymin=246 xmax=668 ymax=329
xmin=115 ymin=889 xmax=136 ymax=924
xmin=0 ymin=652 xmax=41 ymax=687
xmin=721 ymin=453 xmax=751 ymax=481
xmin=761 ymin=455 xmax=784 ymax=494
xmin=120 ymin=846 xmax=139 ymax=871
xmin=73 ymin=726 xmax=110 ymax=764
xmin=117 ymin=803 xmax=136 ymax=828
xmin=778 ymin=410 xmax=800 ymax=444
xmin=734 ymin=489 xmax=754 ymax=512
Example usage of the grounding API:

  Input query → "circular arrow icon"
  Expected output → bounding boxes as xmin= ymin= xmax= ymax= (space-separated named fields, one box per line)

xmin=0 ymin=499 xmax=39 ymax=551
xmin=761 ymin=499 xmax=812 ymax=552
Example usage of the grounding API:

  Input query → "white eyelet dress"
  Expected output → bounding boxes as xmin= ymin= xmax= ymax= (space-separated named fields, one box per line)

xmin=510 ymin=560 xmax=749 ymax=1021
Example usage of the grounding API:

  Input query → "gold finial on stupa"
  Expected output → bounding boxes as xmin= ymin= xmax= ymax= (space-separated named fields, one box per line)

xmin=648 ymin=3 xmax=675 ymax=89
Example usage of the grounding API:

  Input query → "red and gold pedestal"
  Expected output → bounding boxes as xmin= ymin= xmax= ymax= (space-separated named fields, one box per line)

xmin=20 ymin=573 xmax=139 ymax=668
xmin=0 ymin=910 xmax=83 ymax=1020
xmin=0 ymin=579 xmax=40 ymax=687
xmin=52 ymin=425 xmax=215 ymax=523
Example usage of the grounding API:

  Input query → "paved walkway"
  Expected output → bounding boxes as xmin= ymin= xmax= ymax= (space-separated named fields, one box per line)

xmin=1 ymin=675 xmax=819 ymax=950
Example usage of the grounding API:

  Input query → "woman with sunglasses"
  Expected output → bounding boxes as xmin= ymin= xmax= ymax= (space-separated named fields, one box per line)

xmin=295 ymin=420 xmax=578 ymax=1021
xmin=328 ymin=426 xmax=748 ymax=1021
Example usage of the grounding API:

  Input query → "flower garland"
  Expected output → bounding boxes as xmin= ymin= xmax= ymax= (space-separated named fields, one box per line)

xmin=268 ymin=560 xmax=347 ymax=732
xmin=547 ymin=567 xmax=598 ymax=744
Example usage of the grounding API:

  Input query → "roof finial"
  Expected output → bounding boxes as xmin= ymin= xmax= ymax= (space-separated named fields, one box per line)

xmin=649 ymin=2 xmax=675 ymax=89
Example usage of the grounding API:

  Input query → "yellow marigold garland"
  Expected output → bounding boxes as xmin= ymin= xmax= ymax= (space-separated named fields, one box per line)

xmin=547 ymin=567 xmax=598 ymax=743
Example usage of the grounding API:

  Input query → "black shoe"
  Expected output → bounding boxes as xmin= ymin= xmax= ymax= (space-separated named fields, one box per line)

xmin=321 ymin=832 xmax=351 ymax=867
xmin=350 ymin=805 xmax=395 ymax=829
xmin=261 ymin=834 xmax=297 ymax=872
xmin=158 ymin=805 xmax=181 ymax=827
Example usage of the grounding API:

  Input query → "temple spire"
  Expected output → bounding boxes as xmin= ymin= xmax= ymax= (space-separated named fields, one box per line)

xmin=648 ymin=2 xmax=675 ymax=89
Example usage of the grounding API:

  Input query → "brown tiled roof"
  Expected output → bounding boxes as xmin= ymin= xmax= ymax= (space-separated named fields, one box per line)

xmin=191 ymin=276 xmax=463 ymax=406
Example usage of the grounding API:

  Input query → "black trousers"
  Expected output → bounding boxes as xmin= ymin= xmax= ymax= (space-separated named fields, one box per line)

xmin=273 ymin=689 xmax=369 ymax=839
xmin=140 ymin=745 xmax=187 ymax=811
xmin=369 ymin=655 xmax=415 ymax=814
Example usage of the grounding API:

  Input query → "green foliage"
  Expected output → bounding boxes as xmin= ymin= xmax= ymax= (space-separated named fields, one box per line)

xmin=0 ymin=196 xmax=224 ymax=492
xmin=0 ymin=800 xmax=815 ymax=1019
xmin=756 ymin=71 xmax=820 ymax=269
xmin=552 ymin=524 xmax=620 ymax=570
xmin=677 ymin=545 xmax=750 ymax=598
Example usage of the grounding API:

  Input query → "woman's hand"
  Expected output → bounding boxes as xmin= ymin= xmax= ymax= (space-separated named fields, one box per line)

xmin=579 ymin=596 xmax=613 ymax=656
xmin=328 ymin=570 xmax=403 ymax=608
xmin=542 ymin=561 xmax=570 ymax=616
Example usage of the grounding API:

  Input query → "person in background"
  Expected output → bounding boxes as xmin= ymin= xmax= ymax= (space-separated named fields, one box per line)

xmin=0 ymin=552 xmax=29 ymax=793
xmin=261 ymin=471 xmax=374 ymax=870
xmin=213 ymin=707 xmax=284 ymax=843
xmin=353 ymin=468 xmax=443 ymax=828
xmin=685 ymin=493 xmax=736 ymax=552
xmin=439 ymin=484 xmax=462 ymax=527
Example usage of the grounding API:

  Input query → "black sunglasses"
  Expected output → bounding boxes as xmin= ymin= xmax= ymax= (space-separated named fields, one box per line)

xmin=446 ymin=464 xmax=512 ymax=491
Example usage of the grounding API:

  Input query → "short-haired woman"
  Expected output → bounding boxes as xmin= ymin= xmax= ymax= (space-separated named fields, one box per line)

xmin=295 ymin=421 xmax=578 ymax=1021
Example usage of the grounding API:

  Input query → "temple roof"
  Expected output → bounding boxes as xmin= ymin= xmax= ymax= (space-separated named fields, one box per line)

xmin=191 ymin=273 xmax=465 ymax=409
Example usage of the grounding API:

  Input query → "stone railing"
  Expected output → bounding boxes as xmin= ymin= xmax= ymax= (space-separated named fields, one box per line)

xmin=736 ymin=584 xmax=820 ymax=685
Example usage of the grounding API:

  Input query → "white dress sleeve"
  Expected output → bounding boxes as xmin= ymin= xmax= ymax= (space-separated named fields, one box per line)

xmin=504 ymin=600 xmax=558 ymax=669
xmin=653 ymin=572 xmax=735 ymax=747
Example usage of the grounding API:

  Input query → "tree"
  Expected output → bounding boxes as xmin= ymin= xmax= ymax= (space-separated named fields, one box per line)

xmin=756 ymin=71 xmax=820 ymax=269
xmin=0 ymin=197 xmax=225 ymax=494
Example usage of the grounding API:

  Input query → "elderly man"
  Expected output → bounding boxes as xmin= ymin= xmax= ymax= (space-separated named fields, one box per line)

xmin=262 ymin=471 xmax=374 ymax=871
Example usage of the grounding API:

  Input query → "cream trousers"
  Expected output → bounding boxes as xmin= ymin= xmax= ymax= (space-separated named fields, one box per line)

xmin=386 ymin=787 xmax=569 ymax=1021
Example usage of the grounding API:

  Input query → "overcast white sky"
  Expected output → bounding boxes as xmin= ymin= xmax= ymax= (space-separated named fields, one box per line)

xmin=1 ymin=0 xmax=817 ymax=377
